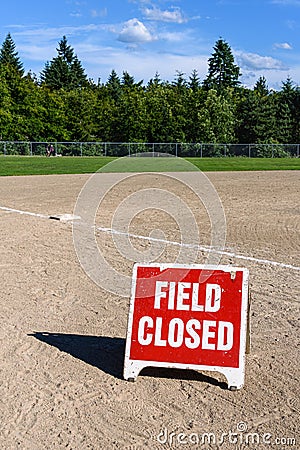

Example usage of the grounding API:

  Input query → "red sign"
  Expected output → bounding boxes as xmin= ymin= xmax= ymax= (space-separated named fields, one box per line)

xmin=124 ymin=264 xmax=249 ymax=390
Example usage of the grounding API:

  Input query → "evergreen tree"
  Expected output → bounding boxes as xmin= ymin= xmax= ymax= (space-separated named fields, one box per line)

xmin=203 ymin=89 xmax=237 ymax=143
xmin=189 ymin=69 xmax=201 ymax=92
xmin=40 ymin=36 xmax=88 ymax=90
xmin=254 ymin=76 xmax=269 ymax=97
xmin=0 ymin=33 xmax=24 ymax=76
xmin=281 ymin=76 xmax=296 ymax=101
xmin=122 ymin=71 xmax=135 ymax=87
xmin=236 ymin=90 xmax=258 ymax=143
xmin=106 ymin=69 xmax=122 ymax=101
xmin=238 ymin=90 xmax=277 ymax=144
xmin=172 ymin=71 xmax=187 ymax=89
xmin=279 ymin=77 xmax=299 ymax=142
xmin=203 ymin=38 xmax=241 ymax=92
xmin=121 ymin=71 xmax=143 ymax=88
xmin=253 ymin=95 xmax=277 ymax=143
xmin=147 ymin=71 xmax=162 ymax=88
xmin=275 ymin=100 xmax=293 ymax=143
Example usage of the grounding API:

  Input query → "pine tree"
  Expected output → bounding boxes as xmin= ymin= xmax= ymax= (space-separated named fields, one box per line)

xmin=254 ymin=76 xmax=269 ymax=97
xmin=147 ymin=71 xmax=162 ymax=88
xmin=275 ymin=101 xmax=293 ymax=143
xmin=121 ymin=71 xmax=143 ymax=88
xmin=279 ymin=77 xmax=298 ymax=142
xmin=40 ymin=36 xmax=88 ymax=90
xmin=0 ymin=33 xmax=24 ymax=76
xmin=122 ymin=71 xmax=135 ymax=87
xmin=189 ymin=69 xmax=201 ymax=92
xmin=106 ymin=69 xmax=122 ymax=101
xmin=203 ymin=38 xmax=241 ymax=92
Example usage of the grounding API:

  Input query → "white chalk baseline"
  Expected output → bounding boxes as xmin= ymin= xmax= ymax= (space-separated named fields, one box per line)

xmin=1 ymin=205 xmax=299 ymax=272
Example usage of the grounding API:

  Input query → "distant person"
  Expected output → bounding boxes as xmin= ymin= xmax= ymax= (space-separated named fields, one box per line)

xmin=46 ymin=144 xmax=55 ymax=157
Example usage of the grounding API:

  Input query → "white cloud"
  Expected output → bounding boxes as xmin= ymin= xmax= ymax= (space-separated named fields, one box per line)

xmin=11 ymin=24 xmax=115 ymax=65
xmin=143 ymin=6 xmax=187 ymax=23
xmin=274 ymin=42 xmax=293 ymax=49
xmin=89 ymin=50 xmax=208 ymax=83
xmin=236 ymin=51 xmax=288 ymax=70
xmin=159 ymin=31 xmax=187 ymax=42
xmin=91 ymin=9 xmax=108 ymax=18
xmin=12 ymin=24 xmax=105 ymax=42
xmin=7 ymin=22 xmax=300 ymax=89
xmin=271 ymin=0 xmax=300 ymax=5
xmin=70 ymin=12 xmax=82 ymax=18
xmin=118 ymin=18 xmax=155 ymax=43
xmin=240 ymin=66 xmax=300 ymax=90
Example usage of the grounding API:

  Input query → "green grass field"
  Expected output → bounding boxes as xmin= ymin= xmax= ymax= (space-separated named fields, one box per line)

xmin=0 ymin=156 xmax=299 ymax=176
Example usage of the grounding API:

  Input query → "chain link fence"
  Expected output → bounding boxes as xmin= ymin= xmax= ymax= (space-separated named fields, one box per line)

xmin=0 ymin=142 xmax=299 ymax=157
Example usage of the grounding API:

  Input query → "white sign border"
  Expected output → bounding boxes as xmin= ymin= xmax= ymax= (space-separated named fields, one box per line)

xmin=124 ymin=263 xmax=249 ymax=390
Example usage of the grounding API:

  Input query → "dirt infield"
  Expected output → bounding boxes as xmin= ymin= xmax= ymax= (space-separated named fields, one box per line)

xmin=0 ymin=171 xmax=299 ymax=449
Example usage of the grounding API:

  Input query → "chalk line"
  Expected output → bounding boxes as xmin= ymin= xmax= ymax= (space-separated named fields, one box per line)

xmin=95 ymin=226 xmax=300 ymax=272
xmin=0 ymin=206 xmax=49 ymax=219
xmin=0 ymin=206 xmax=80 ymax=222
xmin=1 ymin=205 xmax=299 ymax=272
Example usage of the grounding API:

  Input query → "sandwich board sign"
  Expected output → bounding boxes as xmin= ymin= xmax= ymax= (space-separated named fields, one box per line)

xmin=124 ymin=263 xmax=249 ymax=390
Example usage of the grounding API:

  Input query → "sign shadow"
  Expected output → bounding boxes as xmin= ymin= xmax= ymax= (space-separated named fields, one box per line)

xmin=141 ymin=367 xmax=228 ymax=389
xmin=28 ymin=332 xmax=125 ymax=379
xmin=29 ymin=332 xmax=227 ymax=388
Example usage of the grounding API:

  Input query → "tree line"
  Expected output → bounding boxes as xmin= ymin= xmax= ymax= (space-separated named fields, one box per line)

xmin=0 ymin=33 xmax=299 ymax=145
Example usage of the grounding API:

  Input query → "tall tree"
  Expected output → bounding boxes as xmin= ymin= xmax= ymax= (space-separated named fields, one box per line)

xmin=203 ymin=38 xmax=241 ymax=92
xmin=121 ymin=71 xmax=143 ymax=89
xmin=202 ymin=89 xmax=237 ymax=143
xmin=189 ymin=69 xmax=201 ymax=92
xmin=172 ymin=71 xmax=187 ymax=89
xmin=0 ymin=72 xmax=13 ymax=139
xmin=237 ymin=89 xmax=277 ymax=144
xmin=279 ymin=77 xmax=299 ymax=142
xmin=40 ymin=36 xmax=88 ymax=90
xmin=0 ymin=33 xmax=24 ymax=76
xmin=275 ymin=100 xmax=293 ymax=143
xmin=106 ymin=69 xmax=122 ymax=101
xmin=254 ymin=76 xmax=269 ymax=97
xmin=147 ymin=71 xmax=162 ymax=88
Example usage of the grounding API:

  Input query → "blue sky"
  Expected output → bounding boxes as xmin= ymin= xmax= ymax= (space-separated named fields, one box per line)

xmin=1 ymin=0 xmax=299 ymax=89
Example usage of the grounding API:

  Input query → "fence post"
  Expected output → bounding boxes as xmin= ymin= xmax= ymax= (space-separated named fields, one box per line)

xmin=249 ymin=144 xmax=251 ymax=158
xmin=297 ymin=144 xmax=299 ymax=158
xmin=30 ymin=142 xmax=33 ymax=156
xmin=80 ymin=143 xmax=83 ymax=157
xmin=4 ymin=142 xmax=6 ymax=156
xmin=200 ymin=144 xmax=203 ymax=158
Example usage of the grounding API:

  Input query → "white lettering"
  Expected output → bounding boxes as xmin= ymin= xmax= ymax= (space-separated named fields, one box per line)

xmin=191 ymin=283 xmax=204 ymax=311
xmin=154 ymin=281 xmax=168 ymax=309
xmin=217 ymin=321 xmax=234 ymax=351
xmin=185 ymin=319 xmax=201 ymax=349
xmin=176 ymin=282 xmax=190 ymax=310
xmin=168 ymin=281 xmax=176 ymax=310
xmin=154 ymin=317 xmax=167 ymax=346
xmin=136 ymin=316 xmax=234 ymax=351
xmin=205 ymin=284 xmax=221 ymax=312
xmin=137 ymin=316 xmax=153 ymax=345
xmin=168 ymin=318 xmax=184 ymax=348
xmin=202 ymin=320 xmax=216 ymax=350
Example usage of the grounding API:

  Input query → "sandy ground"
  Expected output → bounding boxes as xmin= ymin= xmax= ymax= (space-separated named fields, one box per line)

xmin=0 ymin=170 xmax=299 ymax=449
